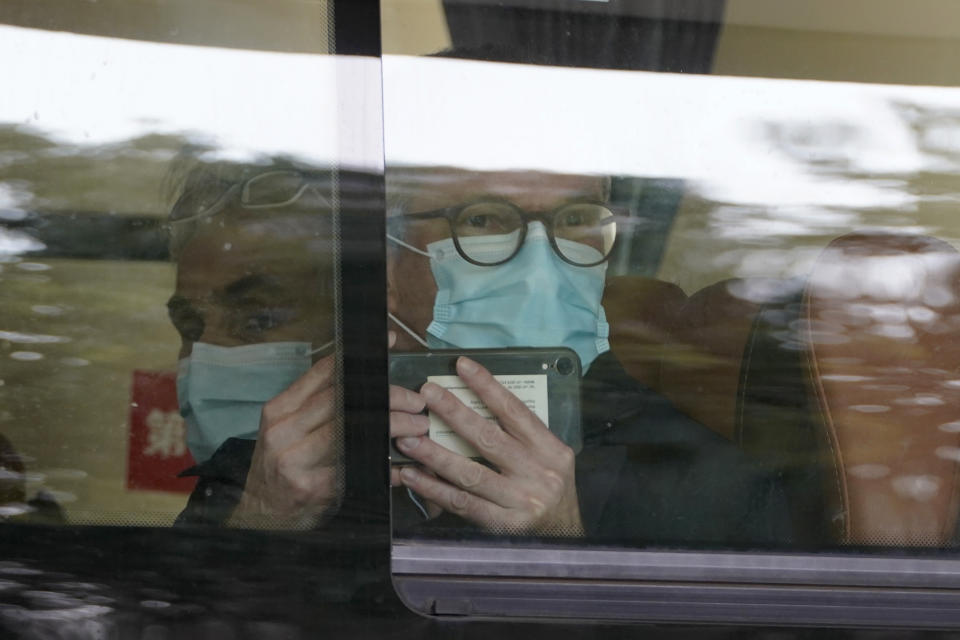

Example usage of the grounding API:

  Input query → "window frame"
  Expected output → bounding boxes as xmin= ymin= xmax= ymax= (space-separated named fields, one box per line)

xmin=7 ymin=0 xmax=960 ymax=632
xmin=393 ymin=541 xmax=960 ymax=626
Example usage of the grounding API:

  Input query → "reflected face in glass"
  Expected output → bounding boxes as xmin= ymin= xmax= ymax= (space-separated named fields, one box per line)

xmin=387 ymin=170 xmax=608 ymax=349
xmin=169 ymin=207 xmax=334 ymax=359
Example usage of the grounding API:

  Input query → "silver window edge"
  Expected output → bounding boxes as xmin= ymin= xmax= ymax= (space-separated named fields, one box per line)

xmin=393 ymin=542 xmax=960 ymax=626
xmin=393 ymin=541 xmax=960 ymax=588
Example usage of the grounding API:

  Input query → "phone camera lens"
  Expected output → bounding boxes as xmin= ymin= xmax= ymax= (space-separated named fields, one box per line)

xmin=555 ymin=357 xmax=574 ymax=376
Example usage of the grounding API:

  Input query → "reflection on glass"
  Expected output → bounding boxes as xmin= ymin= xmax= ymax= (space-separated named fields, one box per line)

xmin=0 ymin=9 xmax=345 ymax=527
xmin=383 ymin=4 xmax=960 ymax=552
xmin=168 ymin=156 xmax=341 ymax=529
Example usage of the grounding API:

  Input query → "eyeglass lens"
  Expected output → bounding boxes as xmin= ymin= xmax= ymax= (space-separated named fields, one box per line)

xmin=451 ymin=202 xmax=616 ymax=265
xmin=172 ymin=171 xmax=333 ymax=224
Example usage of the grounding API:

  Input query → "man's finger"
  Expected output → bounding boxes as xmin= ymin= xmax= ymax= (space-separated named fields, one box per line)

xmin=455 ymin=357 xmax=556 ymax=450
xmin=394 ymin=435 xmax=521 ymax=507
xmin=262 ymin=354 xmax=336 ymax=420
xmin=280 ymin=421 xmax=341 ymax=472
xmin=398 ymin=466 xmax=511 ymax=530
xmin=418 ymin=382 xmax=524 ymax=470
xmin=261 ymin=386 xmax=337 ymax=453
xmin=390 ymin=384 xmax=426 ymax=414
xmin=390 ymin=411 xmax=429 ymax=438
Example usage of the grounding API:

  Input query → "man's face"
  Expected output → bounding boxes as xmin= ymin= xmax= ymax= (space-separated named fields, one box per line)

xmin=388 ymin=170 xmax=608 ymax=350
xmin=169 ymin=207 xmax=335 ymax=359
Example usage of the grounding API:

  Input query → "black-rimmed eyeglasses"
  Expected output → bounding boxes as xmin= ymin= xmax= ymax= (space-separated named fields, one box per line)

xmin=391 ymin=200 xmax=617 ymax=267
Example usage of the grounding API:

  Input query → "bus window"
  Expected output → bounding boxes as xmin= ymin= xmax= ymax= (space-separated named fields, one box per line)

xmin=0 ymin=1 xmax=384 ymax=530
xmin=11 ymin=0 xmax=960 ymax=632
xmin=0 ymin=2 xmax=395 ymax=636
xmin=384 ymin=0 xmax=960 ymax=625
xmin=383 ymin=24 xmax=790 ymax=549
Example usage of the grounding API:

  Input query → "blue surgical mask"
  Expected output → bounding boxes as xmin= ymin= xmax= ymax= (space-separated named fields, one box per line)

xmin=177 ymin=341 xmax=331 ymax=463
xmin=389 ymin=222 xmax=610 ymax=370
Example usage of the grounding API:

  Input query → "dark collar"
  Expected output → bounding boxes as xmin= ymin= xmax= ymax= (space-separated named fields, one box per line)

xmin=581 ymin=351 xmax=658 ymax=442
xmin=178 ymin=437 xmax=255 ymax=486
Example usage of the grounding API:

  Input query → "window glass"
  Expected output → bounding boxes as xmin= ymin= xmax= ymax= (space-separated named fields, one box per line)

xmin=383 ymin=0 xmax=960 ymax=565
xmin=0 ymin=1 xmax=382 ymax=529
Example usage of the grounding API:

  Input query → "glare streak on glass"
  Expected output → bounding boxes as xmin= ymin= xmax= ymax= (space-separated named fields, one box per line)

xmin=384 ymin=55 xmax=960 ymax=290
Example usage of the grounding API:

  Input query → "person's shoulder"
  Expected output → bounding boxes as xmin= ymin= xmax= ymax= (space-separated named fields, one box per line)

xmin=174 ymin=438 xmax=256 ymax=527
xmin=583 ymin=352 xmax=733 ymax=450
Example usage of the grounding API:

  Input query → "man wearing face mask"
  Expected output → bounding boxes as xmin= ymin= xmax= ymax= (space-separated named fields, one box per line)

xmin=388 ymin=168 xmax=793 ymax=543
xmin=167 ymin=159 xmax=343 ymax=528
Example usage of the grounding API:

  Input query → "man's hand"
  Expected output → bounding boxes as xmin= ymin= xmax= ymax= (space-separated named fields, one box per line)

xmin=227 ymin=354 xmax=342 ymax=529
xmin=389 ymin=383 xmax=432 ymax=486
xmin=393 ymin=356 xmax=583 ymax=536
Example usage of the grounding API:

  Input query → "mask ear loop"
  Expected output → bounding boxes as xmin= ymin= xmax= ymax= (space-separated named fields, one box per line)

xmin=310 ymin=340 xmax=336 ymax=357
xmin=388 ymin=313 xmax=430 ymax=348
xmin=406 ymin=487 xmax=431 ymax=520
xmin=387 ymin=234 xmax=431 ymax=257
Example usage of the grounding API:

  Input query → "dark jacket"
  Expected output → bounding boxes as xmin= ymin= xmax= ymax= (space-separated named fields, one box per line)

xmin=177 ymin=353 xmax=792 ymax=546
xmin=574 ymin=352 xmax=792 ymax=545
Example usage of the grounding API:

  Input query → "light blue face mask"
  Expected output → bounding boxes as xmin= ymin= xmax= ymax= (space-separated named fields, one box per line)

xmin=389 ymin=222 xmax=610 ymax=371
xmin=177 ymin=341 xmax=331 ymax=463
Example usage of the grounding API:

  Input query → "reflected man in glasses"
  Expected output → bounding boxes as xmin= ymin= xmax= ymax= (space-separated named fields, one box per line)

xmin=166 ymin=158 xmax=342 ymax=528
xmin=388 ymin=168 xmax=792 ymax=542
